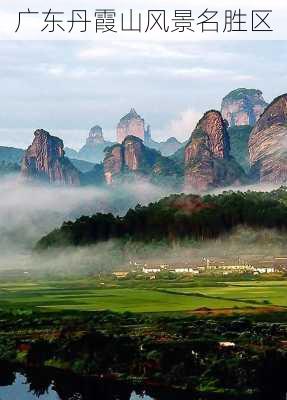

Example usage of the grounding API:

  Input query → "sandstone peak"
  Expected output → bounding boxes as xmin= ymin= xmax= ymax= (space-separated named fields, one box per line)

xmin=184 ymin=110 xmax=245 ymax=192
xmin=249 ymin=93 xmax=287 ymax=184
xmin=103 ymin=135 xmax=181 ymax=186
xmin=251 ymin=93 xmax=287 ymax=135
xmin=21 ymin=129 xmax=80 ymax=185
xmin=221 ymin=88 xmax=268 ymax=127
xmin=117 ymin=109 xmax=145 ymax=143
xmin=86 ymin=125 xmax=104 ymax=145
xmin=193 ymin=110 xmax=230 ymax=159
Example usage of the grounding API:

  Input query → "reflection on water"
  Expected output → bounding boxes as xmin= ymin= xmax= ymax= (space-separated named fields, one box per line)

xmin=0 ymin=372 xmax=60 ymax=400
xmin=0 ymin=366 xmax=190 ymax=400
xmin=0 ymin=374 xmax=155 ymax=400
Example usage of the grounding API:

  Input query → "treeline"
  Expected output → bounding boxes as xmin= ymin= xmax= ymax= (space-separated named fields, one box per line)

xmin=36 ymin=188 xmax=287 ymax=250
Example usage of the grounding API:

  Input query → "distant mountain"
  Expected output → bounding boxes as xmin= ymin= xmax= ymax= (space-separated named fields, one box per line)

xmin=249 ymin=93 xmax=287 ymax=184
xmin=21 ymin=129 xmax=81 ymax=185
xmin=184 ymin=110 xmax=248 ymax=192
xmin=0 ymin=146 xmax=24 ymax=163
xmin=0 ymin=161 xmax=20 ymax=176
xmin=80 ymin=164 xmax=105 ymax=186
xmin=78 ymin=141 xmax=114 ymax=164
xmin=69 ymin=158 xmax=96 ymax=173
xmin=65 ymin=126 xmax=115 ymax=164
xmin=145 ymin=136 xmax=183 ymax=157
xmin=64 ymin=147 xmax=79 ymax=159
xmin=170 ymin=145 xmax=185 ymax=165
xmin=228 ymin=125 xmax=253 ymax=173
xmin=221 ymin=88 xmax=268 ymax=127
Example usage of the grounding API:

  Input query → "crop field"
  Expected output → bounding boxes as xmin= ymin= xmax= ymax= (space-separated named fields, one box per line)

xmin=0 ymin=279 xmax=286 ymax=314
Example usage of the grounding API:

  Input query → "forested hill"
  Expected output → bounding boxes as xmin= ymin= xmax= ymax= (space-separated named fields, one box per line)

xmin=36 ymin=188 xmax=287 ymax=250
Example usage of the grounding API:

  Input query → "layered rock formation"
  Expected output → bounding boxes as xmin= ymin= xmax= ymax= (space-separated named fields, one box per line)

xmin=104 ymin=135 xmax=182 ymax=186
xmin=103 ymin=144 xmax=124 ymax=185
xmin=21 ymin=129 xmax=80 ymax=185
xmin=221 ymin=88 xmax=268 ymax=127
xmin=86 ymin=125 xmax=105 ymax=145
xmin=249 ymin=94 xmax=287 ymax=184
xmin=117 ymin=108 xmax=145 ymax=143
xmin=124 ymin=135 xmax=144 ymax=171
xmin=185 ymin=111 xmax=246 ymax=192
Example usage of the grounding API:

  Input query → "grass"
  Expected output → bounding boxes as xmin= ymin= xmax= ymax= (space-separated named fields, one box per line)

xmin=0 ymin=278 xmax=286 ymax=313
xmin=170 ymin=281 xmax=287 ymax=307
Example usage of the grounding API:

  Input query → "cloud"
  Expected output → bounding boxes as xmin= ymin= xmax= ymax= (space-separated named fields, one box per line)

xmin=171 ymin=67 xmax=220 ymax=78
xmin=78 ymin=41 xmax=202 ymax=61
xmin=153 ymin=109 xmax=202 ymax=142
xmin=0 ymin=39 xmax=283 ymax=148
xmin=47 ymin=65 xmax=65 ymax=77
xmin=78 ymin=47 xmax=118 ymax=59
xmin=231 ymin=74 xmax=256 ymax=81
xmin=168 ymin=109 xmax=201 ymax=140
xmin=170 ymin=67 xmax=256 ymax=81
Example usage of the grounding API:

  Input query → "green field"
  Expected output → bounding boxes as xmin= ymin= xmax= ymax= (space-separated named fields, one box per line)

xmin=0 ymin=279 xmax=286 ymax=313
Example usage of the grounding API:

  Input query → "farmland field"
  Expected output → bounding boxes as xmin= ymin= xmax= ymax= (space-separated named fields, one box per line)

xmin=0 ymin=279 xmax=286 ymax=313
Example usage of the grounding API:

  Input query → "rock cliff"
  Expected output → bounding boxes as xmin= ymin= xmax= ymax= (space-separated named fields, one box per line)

xmin=249 ymin=94 xmax=287 ymax=184
xmin=185 ymin=111 xmax=246 ymax=192
xmin=221 ymin=88 xmax=268 ymax=127
xmin=103 ymin=144 xmax=124 ymax=185
xmin=21 ymin=129 xmax=80 ymax=185
xmin=103 ymin=135 xmax=182 ymax=187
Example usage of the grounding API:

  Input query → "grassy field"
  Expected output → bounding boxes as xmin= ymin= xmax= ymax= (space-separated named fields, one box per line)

xmin=0 ymin=279 xmax=286 ymax=313
xmin=170 ymin=281 xmax=287 ymax=308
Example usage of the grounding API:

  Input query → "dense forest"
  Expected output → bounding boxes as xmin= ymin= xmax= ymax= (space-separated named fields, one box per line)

xmin=36 ymin=188 xmax=287 ymax=250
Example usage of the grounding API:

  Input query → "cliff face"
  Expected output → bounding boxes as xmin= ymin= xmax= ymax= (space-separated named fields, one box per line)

xmin=197 ymin=110 xmax=230 ymax=158
xmin=249 ymin=94 xmax=287 ymax=184
xmin=103 ymin=144 xmax=124 ymax=185
xmin=185 ymin=111 xmax=246 ymax=192
xmin=184 ymin=128 xmax=215 ymax=193
xmin=117 ymin=108 xmax=145 ymax=143
xmin=123 ymin=136 xmax=144 ymax=171
xmin=221 ymin=88 xmax=268 ymax=127
xmin=103 ymin=135 xmax=182 ymax=186
xmin=21 ymin=129 xmax=80 ymax=185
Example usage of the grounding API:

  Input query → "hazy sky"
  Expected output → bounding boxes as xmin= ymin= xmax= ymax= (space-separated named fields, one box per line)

xmin=0 ymin=40 xmax=287 ymax=149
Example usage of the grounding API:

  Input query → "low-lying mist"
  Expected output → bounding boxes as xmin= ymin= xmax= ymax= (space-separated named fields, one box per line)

xmin=9 ymin=227 xmax=287 ymax=277
xmin=0 ymin=176 xmax=173 ymax=266
xmin=0 ymin=176 xmax=286 ymax=276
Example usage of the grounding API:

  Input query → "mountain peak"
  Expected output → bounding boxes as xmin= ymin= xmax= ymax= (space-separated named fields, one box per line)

xmin=249 ymin=93 xmax=287 ymax=184
xmin=221 ymin=88 xmax=268 ymax=127
xmin=117 ymin=109 xmax=145 ymax=143
xmin=21 ymin=129 xmax=80 ymax=185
